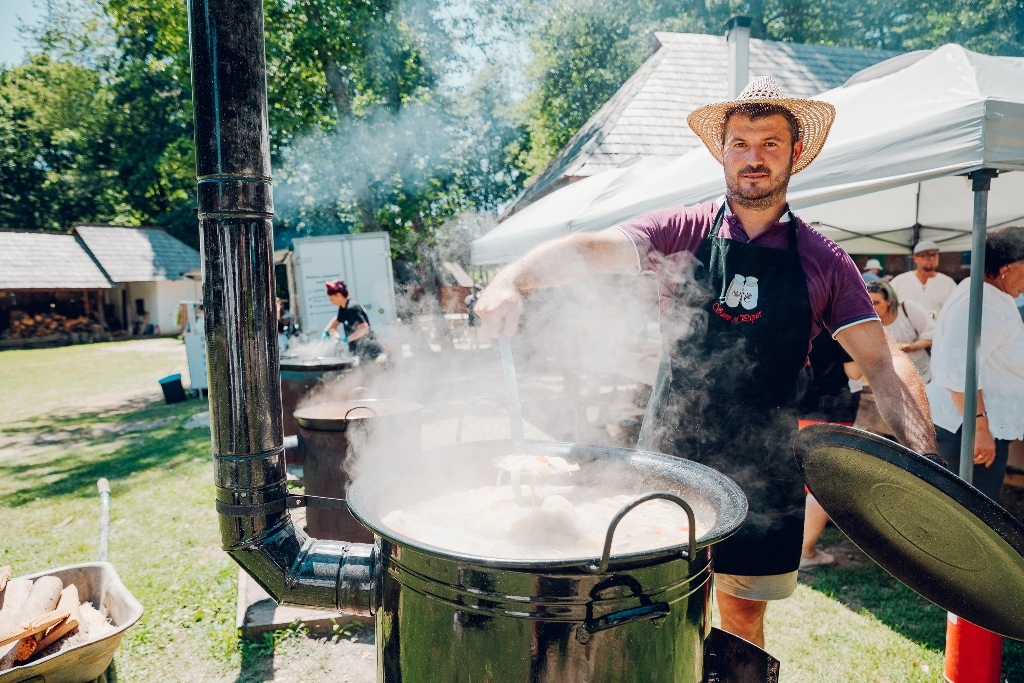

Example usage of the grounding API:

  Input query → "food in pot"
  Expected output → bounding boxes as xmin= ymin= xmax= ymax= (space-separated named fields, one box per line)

xmin=381 ymin=484 xmax=707 ymax=559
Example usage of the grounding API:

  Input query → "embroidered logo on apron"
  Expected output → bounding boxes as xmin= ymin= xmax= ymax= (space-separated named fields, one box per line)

xmin=722 ymin=274 xmax=760 ymax=310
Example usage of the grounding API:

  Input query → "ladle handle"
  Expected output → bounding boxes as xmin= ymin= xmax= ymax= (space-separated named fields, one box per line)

xmin=498 ymin=336 xmax=526 ymax=450
xmin=585 ymin=492 xmax=697 ymax=574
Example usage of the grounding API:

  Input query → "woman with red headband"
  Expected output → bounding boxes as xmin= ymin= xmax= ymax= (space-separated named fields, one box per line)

xmin=323 ymin=280 xmax=386 ymax=364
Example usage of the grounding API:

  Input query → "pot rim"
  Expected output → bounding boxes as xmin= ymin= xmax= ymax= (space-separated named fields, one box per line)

xmin=295 ymin=398 xmax=425 ymax=431
xmin=347 ymin=439 xmax=748 ymax=571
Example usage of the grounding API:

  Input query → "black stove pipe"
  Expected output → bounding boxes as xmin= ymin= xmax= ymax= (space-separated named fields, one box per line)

xmin=187 ymin=0 xmax=374 ymax=614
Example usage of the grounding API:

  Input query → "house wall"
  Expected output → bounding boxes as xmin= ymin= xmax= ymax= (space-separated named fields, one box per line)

xmin=104 ymin=280 xmax=201 ymax=335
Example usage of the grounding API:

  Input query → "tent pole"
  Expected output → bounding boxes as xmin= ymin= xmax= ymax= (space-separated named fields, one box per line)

xmin=959 ymin=170 xmax=997 ymax=482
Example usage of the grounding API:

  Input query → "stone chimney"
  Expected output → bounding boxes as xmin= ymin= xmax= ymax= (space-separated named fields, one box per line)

xmin=726 ymin=15 xmax=752 ymax=99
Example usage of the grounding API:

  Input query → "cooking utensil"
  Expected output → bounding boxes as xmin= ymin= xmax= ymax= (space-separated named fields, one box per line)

xmin=795 ymin=424 xmax=1024 ymax=641
xmin=497 ymin=335 xmax=526 ymax=450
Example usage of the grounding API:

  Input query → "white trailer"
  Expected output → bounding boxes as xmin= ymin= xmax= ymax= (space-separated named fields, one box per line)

xmin=291 ymin=233 xmax=397 ymax=335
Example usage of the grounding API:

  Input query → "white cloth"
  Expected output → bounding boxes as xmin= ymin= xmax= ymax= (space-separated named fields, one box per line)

xmin=926 ymin=279 xmax=1024 ymax=440
xmin=890 ymin=271 xmax=957 ymax=317
xmin=883 ymin=299 xmax=934 ymax=382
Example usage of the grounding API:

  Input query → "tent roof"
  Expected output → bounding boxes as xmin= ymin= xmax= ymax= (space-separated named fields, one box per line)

xmin=0 ymin=232 xmax=113 ymax=290
xmin=74 ymin=225 xmax=201 ymax=282
xmin=473 ymin=45 xmax=1024 ymax=263
xmin=505 ymin=32 xmax=897 ymax=216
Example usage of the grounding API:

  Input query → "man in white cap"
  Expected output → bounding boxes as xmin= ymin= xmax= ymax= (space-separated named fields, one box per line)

xmin=890 ymin=240 xmax=957 ymax=317
xmin=862 ymin=258 xmax=883 ymax=283
xmin=475 ymin=77 xmax=935 ymax=648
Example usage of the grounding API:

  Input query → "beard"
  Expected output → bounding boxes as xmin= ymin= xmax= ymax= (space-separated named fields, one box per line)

xmin=725 ymin=161 xmax=793 ymax=211
xmin=918 ymin=263 xmax=937 ymax=273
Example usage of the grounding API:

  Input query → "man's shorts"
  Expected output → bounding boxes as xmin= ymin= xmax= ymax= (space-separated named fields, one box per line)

xmin=715 ymin=571 xmax=799 ymax=601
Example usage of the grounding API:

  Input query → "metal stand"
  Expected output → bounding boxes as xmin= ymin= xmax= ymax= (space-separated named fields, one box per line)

xmin=959 ymin=169 xmax=997 ymax=482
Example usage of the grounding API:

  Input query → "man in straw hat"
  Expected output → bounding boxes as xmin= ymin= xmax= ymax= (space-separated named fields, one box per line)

xmin=475 ymin=77 xmax=936 ymax=647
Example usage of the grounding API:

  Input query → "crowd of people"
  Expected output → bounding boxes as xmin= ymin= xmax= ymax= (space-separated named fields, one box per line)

xmin=798 ymin=233 xmax=1024 ymax=567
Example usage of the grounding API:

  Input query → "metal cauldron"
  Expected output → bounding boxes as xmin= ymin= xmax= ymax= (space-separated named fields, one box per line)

xmin=279 ymin=355 xmax=357 ymax=460
xmin=289 ymin=399 xmax=423 ymax=544
xmin=339 ymin=439 xmax=751 ymax=683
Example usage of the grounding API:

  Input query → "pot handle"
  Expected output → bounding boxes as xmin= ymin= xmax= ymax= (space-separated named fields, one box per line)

xmin=343 ymin=405 xmax=379 ymax=421
xmin=455 ymin=395 xmax=508 ymax=444
xmin=585 ymin=492 xmax=697 ymax=574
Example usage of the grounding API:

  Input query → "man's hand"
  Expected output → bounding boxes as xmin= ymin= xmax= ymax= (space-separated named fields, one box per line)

xmin=475 ymin=276 xmax=524 ymax=338
xmin=836 ymin=320 xmax=936 ymax=453
xmin=975 ymin=418 xmax=997 ymax=467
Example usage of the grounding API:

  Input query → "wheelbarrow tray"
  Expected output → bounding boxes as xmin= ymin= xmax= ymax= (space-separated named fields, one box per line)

xmin=0 ymin=562 xmax=143 ymax=683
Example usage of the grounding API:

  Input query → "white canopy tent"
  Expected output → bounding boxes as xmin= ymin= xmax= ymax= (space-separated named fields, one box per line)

xmin=472 ymin=44 xmax=1024 ymax=263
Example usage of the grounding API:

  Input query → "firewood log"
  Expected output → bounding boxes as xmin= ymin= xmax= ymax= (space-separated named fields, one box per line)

xmin=0 ymin=610 xmax=70 ymax=649
xmin=0 ymin=576 xmax=62 ymax=670
xmin=36 ymin=585 xmax=79 ymax=651
xmin=0 ymin=579 xmax=34 ymax=669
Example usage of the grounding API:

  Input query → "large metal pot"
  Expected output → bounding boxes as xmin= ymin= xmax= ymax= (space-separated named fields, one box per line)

xmin=279 ymin=356 xmax=357 ymax=459
xmin=342 ymin=439 xmax=749 ymax=683
xmin=290 ymin=399 xmax=423 ymax=544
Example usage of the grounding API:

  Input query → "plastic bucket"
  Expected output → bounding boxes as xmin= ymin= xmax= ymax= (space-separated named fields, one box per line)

xmin=158 ymin=374 xmax=186 ymax=404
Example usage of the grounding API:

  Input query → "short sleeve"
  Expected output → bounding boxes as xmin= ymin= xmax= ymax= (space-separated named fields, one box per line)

xmin=615 ymin=203 xmax=715 ymax=272
xmin=825 ymin=250 xmax=878 ymax=336
xmin=353 ymin=305 xmax=370 ymax=325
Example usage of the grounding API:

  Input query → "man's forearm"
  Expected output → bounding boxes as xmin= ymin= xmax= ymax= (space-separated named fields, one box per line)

xmin=869 ymin=347 xmax=937 ymax=452
xmin=495 ymin=230 xmax=637 ymax=292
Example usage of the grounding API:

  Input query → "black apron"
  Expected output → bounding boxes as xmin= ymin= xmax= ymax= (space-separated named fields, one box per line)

xmin=638 ymin=204 xmax=812 ymax=576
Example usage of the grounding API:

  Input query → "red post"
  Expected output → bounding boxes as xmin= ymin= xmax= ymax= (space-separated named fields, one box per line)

xmin=944 ymin=613 xmax=1002 ymax=683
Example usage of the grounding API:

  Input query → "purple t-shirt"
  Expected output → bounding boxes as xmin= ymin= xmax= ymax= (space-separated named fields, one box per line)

xmin=618 ymin=200 xmax=877 ymax=343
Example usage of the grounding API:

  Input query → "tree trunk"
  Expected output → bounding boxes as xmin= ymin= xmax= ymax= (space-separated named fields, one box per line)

xmin=305 ymin=1 xmax=352 ymax=121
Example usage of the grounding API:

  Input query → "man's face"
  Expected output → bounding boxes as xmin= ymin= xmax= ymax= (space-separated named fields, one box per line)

xmin=913 ymin=250 xmax=940 ymax=272
xmin=328 ymin=292 xmax=346 ymax=307
xmin=722 ymin=114 xmax=803 ymax=210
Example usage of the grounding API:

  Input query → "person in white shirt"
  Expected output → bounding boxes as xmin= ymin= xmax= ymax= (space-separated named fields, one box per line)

xmin=866 ymin=280 xmax=934 ymax=382
xmin=927 ymin=226 xmax=1024 ymax=501
xmin=890 ymin=240 xmax=957 ymax=317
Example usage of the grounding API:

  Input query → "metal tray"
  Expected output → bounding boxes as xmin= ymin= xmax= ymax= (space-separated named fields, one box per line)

xmin=0 ymin=562 xmax=143 ymax=683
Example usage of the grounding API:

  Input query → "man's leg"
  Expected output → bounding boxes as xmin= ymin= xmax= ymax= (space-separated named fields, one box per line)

xmin=716 ymin=588 xmax=768 ymax=648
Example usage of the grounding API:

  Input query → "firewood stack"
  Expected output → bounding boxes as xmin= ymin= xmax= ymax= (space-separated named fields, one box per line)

xmin=2 ymin=313 xmax=95 ymax=340
xmin=0 ymin=566 xmax=115 ymax=670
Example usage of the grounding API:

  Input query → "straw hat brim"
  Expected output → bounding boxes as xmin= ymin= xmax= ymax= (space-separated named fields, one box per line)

xmin=687 ymin=98 xmax=836 ymax=174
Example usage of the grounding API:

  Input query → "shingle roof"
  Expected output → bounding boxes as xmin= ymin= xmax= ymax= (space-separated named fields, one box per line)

xmin=74 ymin=225 xmax=201 ymax=282
xmin=0 ymin=232 xmax=112 ymax=290
xmin=508 ymin=32 xmax=899 ymax=214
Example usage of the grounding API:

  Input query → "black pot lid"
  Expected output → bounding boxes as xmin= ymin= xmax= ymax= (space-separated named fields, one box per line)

xmin=795 ymin=424 xmax=1024 ymax=641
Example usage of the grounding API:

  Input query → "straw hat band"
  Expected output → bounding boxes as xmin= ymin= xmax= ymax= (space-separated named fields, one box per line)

xmin=687 ymin=77 xmax=836 ymax=174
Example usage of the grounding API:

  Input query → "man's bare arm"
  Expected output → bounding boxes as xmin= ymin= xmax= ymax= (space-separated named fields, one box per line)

xmin=475 ymin=228 xmax=638 ymax=336
xmin=835 ymin=320 xmax=937 ymax=453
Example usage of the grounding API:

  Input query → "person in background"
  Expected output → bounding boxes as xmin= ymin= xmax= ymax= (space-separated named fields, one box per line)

xmin=861 ymin=258 xmax=883 ymax=283
xmin=927 ymin=226 xmax=1024 ymax=501
xmin=866 ymin=280 xmax=933 ymax=382
xmin=797 ymin=331 xmax=863 ymax=568
xmin=890 ymin=240 xmax=956 ymax=317
xmin=323 ymin=280 xmax=387 ymax=364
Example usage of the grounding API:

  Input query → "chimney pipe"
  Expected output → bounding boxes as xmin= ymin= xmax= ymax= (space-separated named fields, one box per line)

xmin=726 ymin=15 xmax=752 ymax=99
xmin=187 ymin=0 xmax=375 ymax=614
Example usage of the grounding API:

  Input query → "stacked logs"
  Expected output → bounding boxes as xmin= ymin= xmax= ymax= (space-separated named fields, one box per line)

xmin=2 ymin=313 xmax=94 ymax=340
xmin=0 ymin=566 xmax=114 ymax=670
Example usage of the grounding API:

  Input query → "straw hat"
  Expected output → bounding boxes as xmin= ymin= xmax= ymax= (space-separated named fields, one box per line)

xmin=687 ymin=76 xmax=836 ymax=174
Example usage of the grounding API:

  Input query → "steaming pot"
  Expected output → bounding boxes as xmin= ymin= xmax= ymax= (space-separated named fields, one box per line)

xmin=289 ymin=399 xmax=423 ymax=544
xmin=279 ymin=355 xmax=357 ymax=459
xmin=334 ymin=439 xmax=764 ymax=683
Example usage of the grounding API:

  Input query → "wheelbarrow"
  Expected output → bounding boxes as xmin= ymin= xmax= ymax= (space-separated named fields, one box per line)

xmin=0 ymin=481 xmax=143 ymax=683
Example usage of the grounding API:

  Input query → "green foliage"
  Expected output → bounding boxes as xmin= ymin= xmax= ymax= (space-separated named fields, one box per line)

xmin=0 ymin=55 xmax=133 ymax=231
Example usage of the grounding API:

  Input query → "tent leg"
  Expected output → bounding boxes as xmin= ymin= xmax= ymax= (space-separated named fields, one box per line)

xmin=959 ymin=170 xmax=997 ymax=482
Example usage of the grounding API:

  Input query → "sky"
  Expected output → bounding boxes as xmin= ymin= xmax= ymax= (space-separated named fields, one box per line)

xmin=1 ymin=0 xmax=43 ymax=66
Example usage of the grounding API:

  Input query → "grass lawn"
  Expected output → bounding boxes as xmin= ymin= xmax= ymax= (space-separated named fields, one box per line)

xmin=0 ymin=339 xmax=1022 ymax=681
